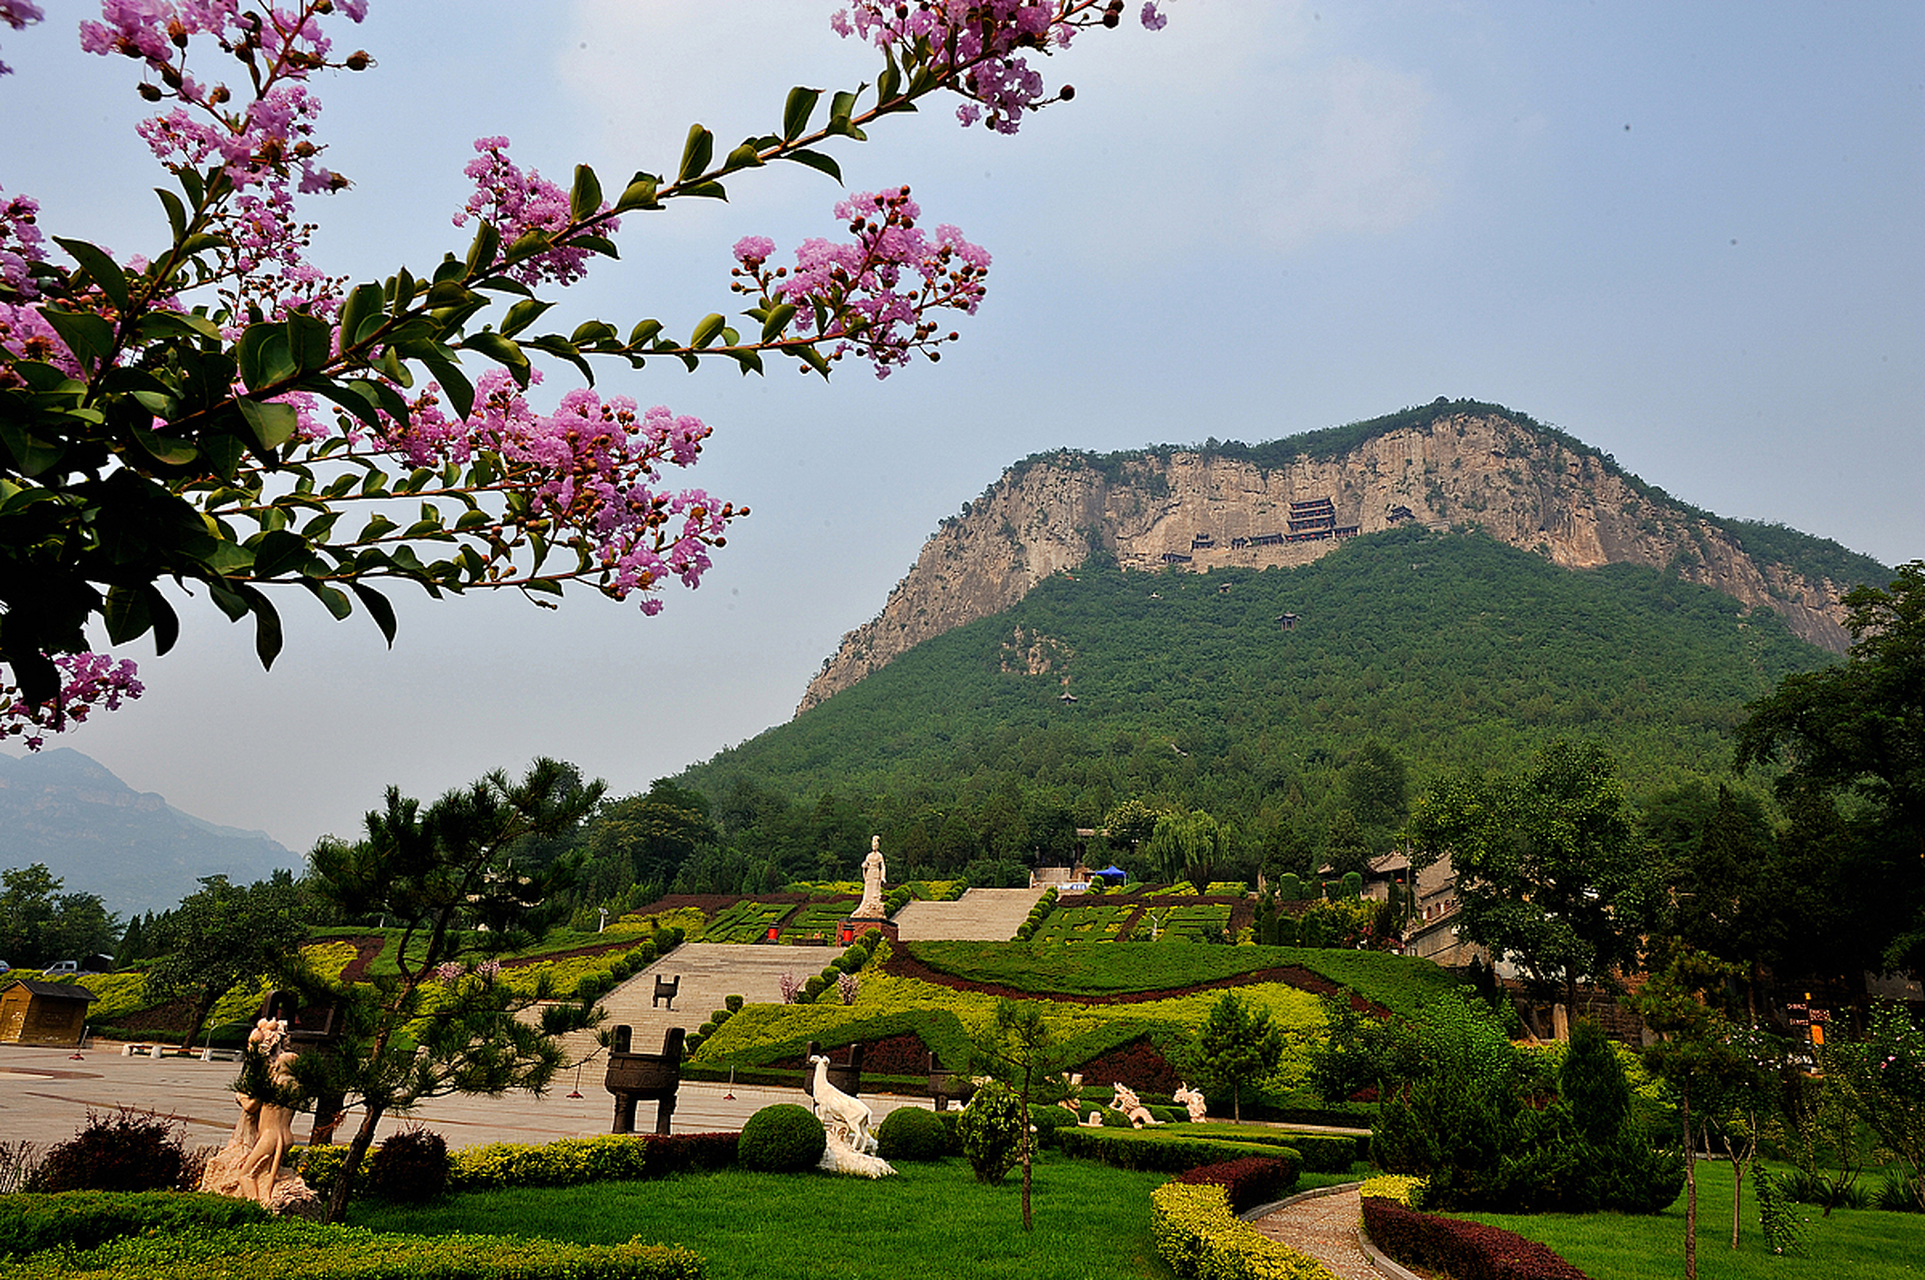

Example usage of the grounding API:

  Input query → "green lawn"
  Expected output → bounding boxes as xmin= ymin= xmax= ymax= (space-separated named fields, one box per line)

xmin=1457 ymin=1160 xmax=1925 ymax=1280
xmin=349 ymin=1155 xmax=1176 ymax=1280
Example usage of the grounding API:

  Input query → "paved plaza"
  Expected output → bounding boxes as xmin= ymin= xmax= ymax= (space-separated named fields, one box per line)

xmin=0 ymin=1041 xmax=933 ymax=1154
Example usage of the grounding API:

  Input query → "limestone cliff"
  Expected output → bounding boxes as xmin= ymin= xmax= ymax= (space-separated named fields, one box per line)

xmin=799 ymin=406 xmax=1874 ymax=714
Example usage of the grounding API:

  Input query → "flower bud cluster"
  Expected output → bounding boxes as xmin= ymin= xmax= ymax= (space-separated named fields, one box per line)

xmin=830 ymin=0 xmax=1168 ymax=133
xmin=0 ymin=185 xmax=43 ymax=299
xmin=734 ymin=187 xmax=989 ymax=378
xmin=1 ymin=652 xmax=144 ymax=750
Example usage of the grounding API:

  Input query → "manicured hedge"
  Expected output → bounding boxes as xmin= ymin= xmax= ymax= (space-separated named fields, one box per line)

xmin=1178 ymin=1126 xmax=1364 ymax=1173
xmin=298 ymin=1132 xmax=738 ymax=1197
xmin=1057 ymin=1128 xmax=1300 ymax=1185
xmin=1174 ymin=1157 xmax=1299 ymax=1214
xmin=8 ymin=1221 xmax=705 ymax=1279
xmin=0 ymin=1192 xmax=268 ymax=1259
xmin=1150 ymin=1181 xmax=1337 ymax=1280
xmin=1358 ymin=1174 xmax=1426 ymax=1207
xmin=1360 ymin=1196 xmax=1592 ymax=1280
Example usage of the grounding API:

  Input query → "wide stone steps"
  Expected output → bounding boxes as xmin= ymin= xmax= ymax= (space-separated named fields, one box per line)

xmin=891 ymin=887 xmax=1047 ymax=941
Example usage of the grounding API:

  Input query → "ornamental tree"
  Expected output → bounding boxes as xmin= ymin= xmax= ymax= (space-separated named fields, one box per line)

xmin=1186 ymin=989 xmax=1283 ymax=1123
xmin=0 ymin=0 xmax=1172 ymax=745
xmin=298 ymin=756 xmax=604 ymax=1223
xmin=143 ymin=870 xmax=308 ymax=1051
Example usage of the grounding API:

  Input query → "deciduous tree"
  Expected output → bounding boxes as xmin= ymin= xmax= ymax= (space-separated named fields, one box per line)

xmin=144 ymin=871 xmax=307 ymax=1050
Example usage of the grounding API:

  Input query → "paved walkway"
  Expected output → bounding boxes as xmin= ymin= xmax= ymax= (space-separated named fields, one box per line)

xmin=1251 ymin=1186 xmax=1382 ymax=1280
xmin=0 ymin=1043 xmax=932 ymax=1154
xmin=893 ymin=887 xmax=1045 ymax=941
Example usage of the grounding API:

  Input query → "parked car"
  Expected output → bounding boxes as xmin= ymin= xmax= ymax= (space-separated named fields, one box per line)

xmin=43 ymin=960 xmax=78 ymax=976
xmin=0 ymin=960 xmax=10 ymax=974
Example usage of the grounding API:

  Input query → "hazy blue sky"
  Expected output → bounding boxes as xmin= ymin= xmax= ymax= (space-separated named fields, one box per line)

xmin=3 ymin=1 xmax=1919 ymax=857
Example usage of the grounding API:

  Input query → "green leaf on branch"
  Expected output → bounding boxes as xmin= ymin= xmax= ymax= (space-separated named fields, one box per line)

xmin=155 ymin=187 xmax=188 ymax=239
xmin=137 ymin=311 xmax=221 ymax=342
xmin=41 ymin=308 xmax=116 ymax=371
xmin=522 ymin=577 xmax=564 ymax=599
xmin=131 ymin=420 xmax=198 ymax=466
xmin=526 ymin=334 xmax=594 ymax=385
xmin=569 ymin=164 xmax=603 ymax=221
xmin=504 ymin=229 xmax=553 ymax=263
xmin=463 ymin=330 xmax=531 ymax=379
xmin=237 ymin=322 xmax=297 ymax=391
xmin=350 ymin=583 xmax=398 ymax=646
xmin=338 ymin=283 xmax=386 ymax=348
xmin=722 ymin=141 xmax=764 ymax=174
xmin=104 ymin=583 xmax=180 ymax=650
xmin=781 ymin=149 xmax=844 ymax=183
xmin=628 ymin=319 xmax=663 ymax=346
xmin=464 ymin=220 xmax=501 ymax=276
xmin=760 ymin=303 xmax=798 ymax=343
xmin=783 ymin=86 xmax=822 ymax=142
xmin=799 ymin=345 xmax=832 ymax=378
xmin=286 ymin=312 xmax=334 ymax=373
xmin=357 ymin=514 xmax=398 ymax=542
xmin=680 ymin=181 xmax=728 ymax=201
xmin=310 ymin=379 xmax=383 ymax=427
xmin=678 ymin=124 xmax=715 ymax=181
xmin=500 ymin=298 xmax=554 ymax=337
xmin=569 ymin=320 xmax=618 ymax=345
xmin=246 ymin=587 xmax=284 ymax=669
xmin=250 ymin=529 xmax=311 ymax=579
xmin=689 ymin=313 xmax=728 ymax=349
xmin=0 ymin=419 xmax=67 ymax=475
xmin=613 ymin=174 xmax=661 ymax=213
xmin=237 ymin=398 xmax=298 ymax=451
xmin=53 ymin=237 xmax=131 ymax=312
xmin=304 ymin=579 xmax=354 ymax=621
xmin=562 ymin=234 xmax=619 ymax=259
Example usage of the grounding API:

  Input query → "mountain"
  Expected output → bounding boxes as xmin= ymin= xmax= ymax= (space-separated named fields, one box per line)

xmin=0 ymin=749 xmax=302 ymax=917
xmin=799 ymin=401 xmax=1886 ymax=713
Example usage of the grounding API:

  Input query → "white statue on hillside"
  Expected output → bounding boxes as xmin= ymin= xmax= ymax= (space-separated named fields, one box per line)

xmin=1173 ymin=1081 xmax=1208 ymax=1123
xmin=854 ymin=835 xmax=886 ymax=918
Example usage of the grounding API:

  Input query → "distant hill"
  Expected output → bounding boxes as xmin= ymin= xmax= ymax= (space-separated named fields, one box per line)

xmin=680 ymin=527 xmax=1837 ymax=855
xmin=0 ymin=749 xmax=301 ymax=916
xmin=799 ymin=401 xmax=1887 ymax=713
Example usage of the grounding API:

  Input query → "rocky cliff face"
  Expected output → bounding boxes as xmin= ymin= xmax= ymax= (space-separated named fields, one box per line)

xmin=799 ymin=410 xmax=1861 ymax=713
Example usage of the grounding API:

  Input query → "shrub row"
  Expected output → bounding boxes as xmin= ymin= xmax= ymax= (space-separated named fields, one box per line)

xmin=9 ymin=1221 xmax=706 ymax=1279
xmin=1174 ymin=1157 xmax=1299 ymax=1214
xmin=1150 ymin=1181 xmax=1337 ymax=1280
xmin=1357 ymin=1174 xmax=1426 ymax=1207
xmin=1012 ymin=888 xmax=1060 ymax=942
xmin=1056 ymin=1128 xmax=1301 ymax=1185
xmin=0 ymin=1192 xmax=267 ymax=1260
xmin=1360 ymin=1196 xmax=1592 ymax=1280
xmin=298 ymin=1131 xmax=737 ymax=1198
xmin=1179 ymin=1126 xmax=1364 ymax=1173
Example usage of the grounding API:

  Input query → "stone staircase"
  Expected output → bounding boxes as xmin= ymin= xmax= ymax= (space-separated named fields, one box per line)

xmin=553 ymin=943 xmax=828 ymax=1069
xmin=892 ymin=887 xmax=1047 ymax=942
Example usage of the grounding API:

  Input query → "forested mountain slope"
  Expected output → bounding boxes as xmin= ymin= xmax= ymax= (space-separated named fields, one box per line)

xmin=799 ymin=401 xmax=1886 ymax=713
xmin=681 ymin=526 xmax=1833 ymax=867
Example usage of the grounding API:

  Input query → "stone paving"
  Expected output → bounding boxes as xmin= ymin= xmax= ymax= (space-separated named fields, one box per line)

xmin=892 ymin=886 xmax=1045 ymax=941
xmin=1250 ymin=1186 xmax=1381 ymax=1280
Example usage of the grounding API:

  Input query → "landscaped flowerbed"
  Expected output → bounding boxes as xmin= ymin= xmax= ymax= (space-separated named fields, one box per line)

xmin=1030 ymin=902 xmax=1135 ymax=943
xmin=700 ymin=900 xmax=795 ymax=943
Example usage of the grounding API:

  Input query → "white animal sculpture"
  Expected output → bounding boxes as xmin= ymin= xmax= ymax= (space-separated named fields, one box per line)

xmin=808 ymin=1054 xmax=878 ymax=1154
xmin=1057 ymin=1071 xmax=1085 ymax=1114
xmin=1173 ymin=1081 xmax=1208 ymax=1124
xmin=1109 ymin=1082 xmax=1161 ymax=1129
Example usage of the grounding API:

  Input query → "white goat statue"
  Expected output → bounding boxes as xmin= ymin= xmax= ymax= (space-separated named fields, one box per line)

xmin=808 ymin=1054 xmax=879 ymax=1154
xmin=1172 ymin=1081 xmax=1208 ymax=1123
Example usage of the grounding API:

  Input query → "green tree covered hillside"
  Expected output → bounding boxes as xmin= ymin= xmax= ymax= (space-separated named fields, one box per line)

xmin=679 ymin=526 xmax=1833 ymax=882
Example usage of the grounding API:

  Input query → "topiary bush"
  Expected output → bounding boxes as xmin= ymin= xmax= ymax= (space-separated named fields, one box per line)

xmin=25 ymin=1109 xmax=196 ymax=1193
xmin=366 ymin=1126 xmax=451 ymax=1204
xmin=725 ymin=994 xmax=745 ymax=1013
xmin=1029 ymin=1106 xmax=1082 ymax=1150
xmin=876 ymin=1106 xmax=950 ymax=1162
xmin=737 ymin=1104 xmax=826 ymax=1173
xmin=958 ymin=1081 xmax=1026 ymax=1184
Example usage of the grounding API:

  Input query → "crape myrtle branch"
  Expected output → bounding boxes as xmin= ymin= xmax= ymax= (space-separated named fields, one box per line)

xmin=0 ymin=0 xmax=1169 ymax=731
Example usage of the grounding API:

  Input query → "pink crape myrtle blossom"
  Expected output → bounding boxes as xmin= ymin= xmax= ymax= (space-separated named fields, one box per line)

xmin=735 ymin=186 xmax=990 ymax=378
xmin=454 ymin=137 xmax=618 ymax=289
xmin=0 ymin=301 xmax=80 ymax=380
xmin=0 ymin=185 xmax=46 ymax=298
xmin=832 ymin=0 xmax=1170 ymax=134
xmin=378 ymin=369 xmax=740 ymax=609
xmin=0 ymin=0 xmax=43 ymax=75
xmin=0 ymin=652 xmax=144 ymax=750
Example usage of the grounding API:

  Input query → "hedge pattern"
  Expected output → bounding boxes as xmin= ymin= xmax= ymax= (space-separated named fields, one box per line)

xmin=1357 ymin=1174 xmax=1426 ymax=1207
xmin=1360 ymin=1196 xmax=1592 ymax=1280
xmin=9 ymin=1222 xmax=705 ymax=1279
xmin=0 ymin=1192 xmax=267 ymax=1259
xmin=1178 ymin=1127 xmax=1364 ymax=1174
xmin=1174 ymin=1158 xmax=1299 ymax=1214
xmin=298 ymin=1132 xmax=738 ymax=1197
xmin=1056 ymin=1128 xmax=1301 ymax=1184
xmin=1150 ymin=1182 xmax=1337 ymax=1280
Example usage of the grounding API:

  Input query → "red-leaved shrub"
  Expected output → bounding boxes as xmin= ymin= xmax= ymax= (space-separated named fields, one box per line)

xmin=1362 ymin=1196 xmax=1592 ymax=1280
xmin=1175 ymin=1157 xmax=1296 ymax=1214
